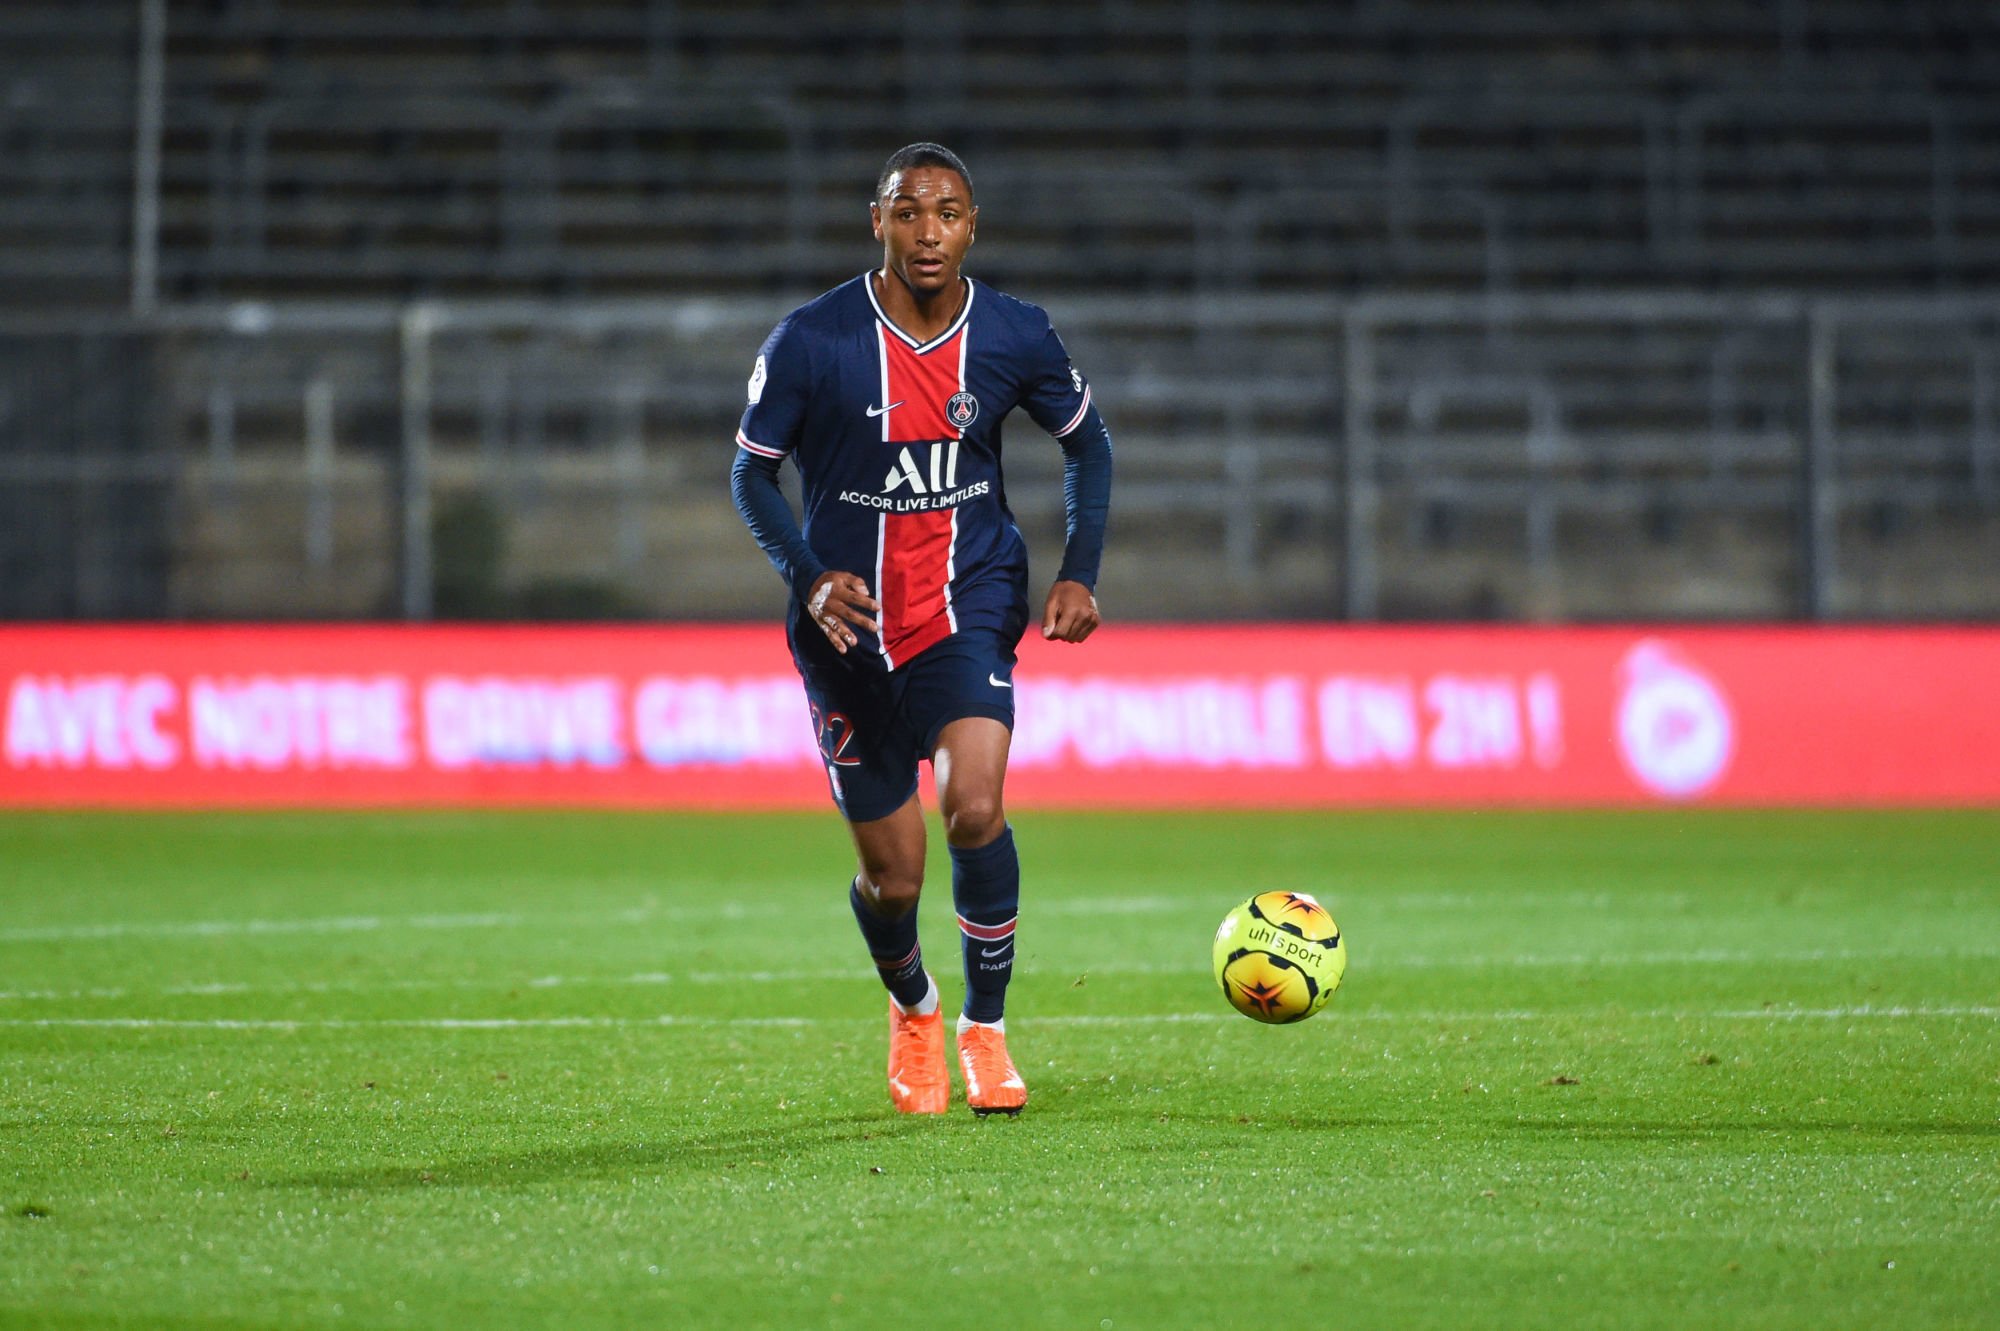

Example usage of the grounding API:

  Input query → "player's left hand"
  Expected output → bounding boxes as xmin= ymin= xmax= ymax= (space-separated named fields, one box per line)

xmin=1042 ymin=580 xmax=1100 ymax=643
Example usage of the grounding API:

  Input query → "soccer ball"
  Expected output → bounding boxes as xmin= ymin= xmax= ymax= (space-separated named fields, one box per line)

xmin=1212 ymin=891 xmax=1347 ymax=1024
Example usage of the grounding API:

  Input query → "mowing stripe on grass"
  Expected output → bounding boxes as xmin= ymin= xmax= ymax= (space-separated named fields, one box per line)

xmin=0 ymin=909 xmax=637 ymax=943
xmin=3 ymin=944 xmax=1993 ymax=1005
xmin=0 ymin=889 xmax=1744 ymax=946
xmin=5 ymin=1004 xmax=1995 ymax=1031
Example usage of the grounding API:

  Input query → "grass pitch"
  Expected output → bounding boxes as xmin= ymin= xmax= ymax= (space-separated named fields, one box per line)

xmin=2 ymin=809 xmax=1996 ymax=1329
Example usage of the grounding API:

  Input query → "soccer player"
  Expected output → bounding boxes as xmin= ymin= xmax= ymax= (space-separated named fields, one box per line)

xmin=730 ymin=143 xmax=1112 ymax=1116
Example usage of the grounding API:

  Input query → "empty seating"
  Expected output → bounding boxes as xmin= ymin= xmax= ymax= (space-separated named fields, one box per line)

xmin=2 ymin=0 xmax=1995 ymax=621
xmin=6 ymin=0 xmax=1996 ymax=304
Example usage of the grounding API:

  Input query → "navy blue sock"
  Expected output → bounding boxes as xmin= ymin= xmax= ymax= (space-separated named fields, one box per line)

xmin=952 ymin=825 xmax=1020 ymax=1024
xmin=849 ymin=878 xmax=929 ymax=1008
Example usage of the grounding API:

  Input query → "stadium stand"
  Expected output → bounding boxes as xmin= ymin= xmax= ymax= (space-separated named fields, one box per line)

xmin=8 ymin=0 xmax=1997 ymax=303
xmin=0 ymin=0 xmax=1995 ymax=621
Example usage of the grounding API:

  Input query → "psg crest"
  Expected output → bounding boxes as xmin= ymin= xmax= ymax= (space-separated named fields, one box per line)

xmin=946 ymin=391 xmax=980 ymax=430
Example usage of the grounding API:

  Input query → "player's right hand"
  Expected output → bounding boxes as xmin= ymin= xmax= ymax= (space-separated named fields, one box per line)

xmin=807 ymin=571 xmax=880 ymax=654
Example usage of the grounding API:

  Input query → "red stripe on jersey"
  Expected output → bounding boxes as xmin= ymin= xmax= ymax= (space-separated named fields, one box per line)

xmin=871 ymin=319 xmax=966 ymax=667
xmin=878 ymin=508 xmax=955 ymax=667
xmin=881 ymin=327 xmax=965 ymax=442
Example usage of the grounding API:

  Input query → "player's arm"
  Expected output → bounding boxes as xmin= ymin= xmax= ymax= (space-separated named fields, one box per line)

xmin=1043 ymin=421 xmax=1109 ymax=642
xmin=729 ymin=448 xmax=821 ymax=599
xmin=729 ymin=322 xmax=879 ymax=653
xmin=731 ymin=448 xmax=881 ymax=654
xmin=1024 ymin=324 xmax=1113 ymax=643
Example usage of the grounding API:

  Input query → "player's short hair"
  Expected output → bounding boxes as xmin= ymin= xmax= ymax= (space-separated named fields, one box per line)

xmin=875 ymin=143 xmax=973 ymax=202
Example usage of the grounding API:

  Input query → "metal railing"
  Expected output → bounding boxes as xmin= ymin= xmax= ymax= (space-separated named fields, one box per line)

xmin=4 ymin=292 xmax=1996 ymax=622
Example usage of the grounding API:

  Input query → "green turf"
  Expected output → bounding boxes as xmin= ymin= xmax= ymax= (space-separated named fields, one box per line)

xmin=1 ymin=809 xmax=1996 ymax=1330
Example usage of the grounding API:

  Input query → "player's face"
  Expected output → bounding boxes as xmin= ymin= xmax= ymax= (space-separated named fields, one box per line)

xmin=871 ymin=167 xmax=976 ymax=297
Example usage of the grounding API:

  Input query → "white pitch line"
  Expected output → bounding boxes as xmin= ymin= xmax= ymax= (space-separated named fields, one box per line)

xmin=1041 ymin=896 xmax=1189 ymax=915
xmin=0 ymin=1015 xmax=812 ymax=1031
xmin=0 ymin=905 xmax=836 ymax=945
xmin=1708 ymin=1005 xmax=2000 ymax=1021
xmin=0 ymin=887 xmax=1753 ymax=946
xmin=3 ymin=1005 xmax=1994 ymax=1032
xmin=0 ymin=911 xmax=532 ymax=943
xmin=3 ymin=944 xmax=1996 ymax=1005
xmin=1385 ymin=945 xmax=2000 ymax=970
xmin=0 ymin=900 xmax=829 ymax=945
xmin=0 ymin=901 xmax=1147 ymax=945
xmin=1055 ymin=1005 xmax=2000 ymax=1024
xmin=5 ymin=948 xmax=1977 ymax=1005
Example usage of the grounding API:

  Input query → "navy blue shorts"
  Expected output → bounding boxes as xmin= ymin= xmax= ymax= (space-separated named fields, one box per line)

xmin=791 ymin=626 xmax=1022 ymax=823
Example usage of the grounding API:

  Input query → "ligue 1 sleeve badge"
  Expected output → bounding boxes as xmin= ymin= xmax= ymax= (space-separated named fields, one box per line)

xmin=946 ymin=391 xmax=979 ymax=430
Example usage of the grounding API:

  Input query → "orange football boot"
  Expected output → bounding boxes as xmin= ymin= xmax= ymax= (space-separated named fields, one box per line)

xmin=956 ymin=1020 xmax=1028 ymax=1116
xmin=886 ymin=993 xmax=950 ymax=1115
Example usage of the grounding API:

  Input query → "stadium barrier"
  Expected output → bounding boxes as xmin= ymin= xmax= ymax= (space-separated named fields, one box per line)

xmin=2 ymin=624 xmax=1995 ymax=808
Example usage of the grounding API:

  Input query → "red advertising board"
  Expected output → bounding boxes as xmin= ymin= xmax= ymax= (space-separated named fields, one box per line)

xmin=1 ymin=624 xmax=1995 ymax=808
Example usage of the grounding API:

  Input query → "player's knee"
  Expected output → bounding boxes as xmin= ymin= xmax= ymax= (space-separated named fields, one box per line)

xmin=943 ymin=794 xmax=1005 ymax=848
xmin=857 ymin=863 xmax=923 ymax=915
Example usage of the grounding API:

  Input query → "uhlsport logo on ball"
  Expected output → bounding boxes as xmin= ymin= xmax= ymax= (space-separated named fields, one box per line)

xmin=1212 ymin=891 xmax=1348 ymax=1023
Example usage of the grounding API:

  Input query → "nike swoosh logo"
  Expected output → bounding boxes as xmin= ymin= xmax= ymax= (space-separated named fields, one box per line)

xmin=979 ymin=945 xmax=1012 ymax=958
xmin=865 ymin=401 xmax=904 ymax=417
xmin=890 ymin=1073 xmax=910 ymax=1096
xmin=988 ymin=673 xmax=1012 ymax=689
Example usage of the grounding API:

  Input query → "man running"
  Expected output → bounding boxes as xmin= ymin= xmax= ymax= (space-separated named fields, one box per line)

xmin=730 ymin=142 xmax=1113 ymax=1115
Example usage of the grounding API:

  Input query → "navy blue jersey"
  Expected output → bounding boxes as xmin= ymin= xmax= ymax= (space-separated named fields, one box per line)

xmin=737 ymin=274 xmax=1104 ymax=669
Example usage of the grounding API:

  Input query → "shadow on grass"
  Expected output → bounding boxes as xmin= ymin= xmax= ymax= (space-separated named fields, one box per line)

xmin=273 ymin=1111 xmax=920 ymax=1191
xmin=273 ymin=1100 xmax=1427 ymax=1192
xmin=1508 ymin=1117 xmax=2000 ymax=1140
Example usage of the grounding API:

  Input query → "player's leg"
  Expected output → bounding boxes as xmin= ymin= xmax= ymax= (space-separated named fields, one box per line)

xmin=799 ymin=661 xmax=947 ymax=1113
xmin=933 ymin=715 xmax=1029 ymax=1115
xmin=847 ymin=793 xmax=931 ymax=1011
xmin=804 ymin=678 xmax=927 ymax=1006
xmin=847 ymin=794 xmax=950 ymax=1114
xmin=897 ymin=628 xmax=1027 ymax=1114
xmin=933 ymin=714 xmax=1018 ymax=1019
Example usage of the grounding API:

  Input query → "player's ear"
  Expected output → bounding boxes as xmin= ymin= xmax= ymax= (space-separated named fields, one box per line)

xmin=967 ymin=205 xmax=977 ymax=246
xmin=869 ymin=201 xmax=883 ymax=242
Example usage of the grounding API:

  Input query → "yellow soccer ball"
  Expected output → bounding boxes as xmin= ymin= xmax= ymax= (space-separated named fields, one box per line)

xmin=1212 ymin=891 xmax=1348 ymax=1024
